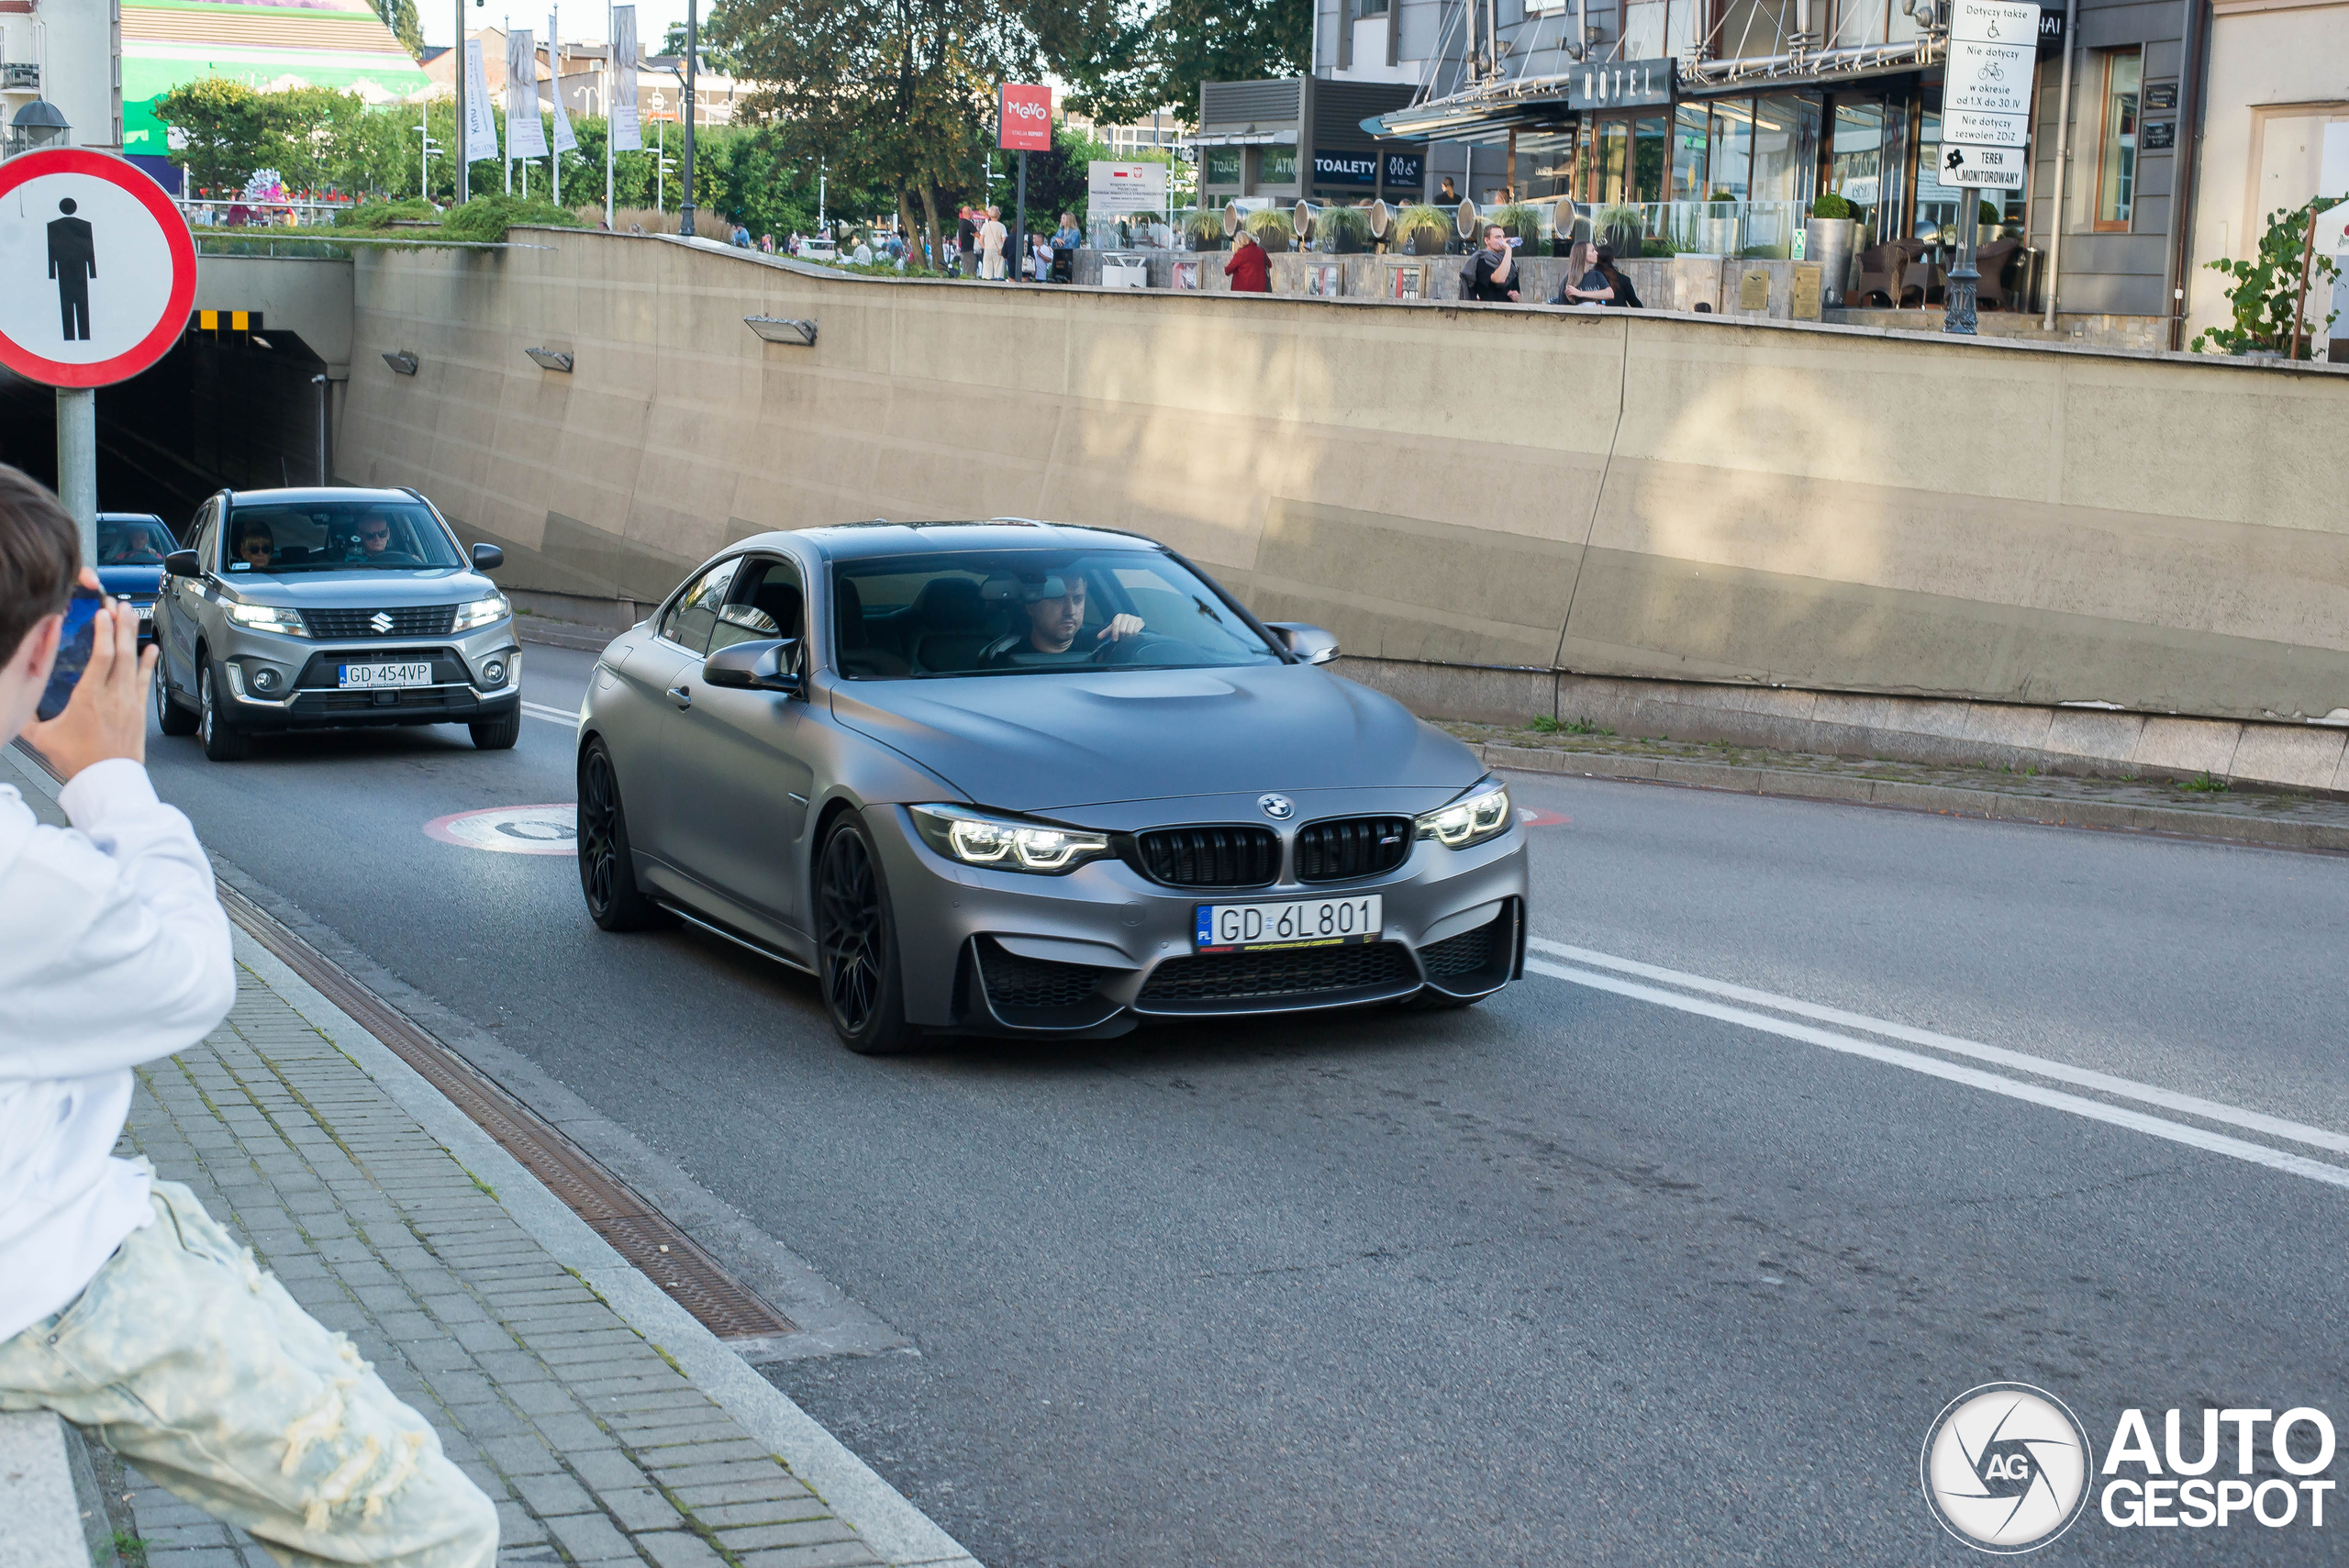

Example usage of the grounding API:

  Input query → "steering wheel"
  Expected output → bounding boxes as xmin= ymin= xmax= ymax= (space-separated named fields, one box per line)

xmin=1089 ymin=631 xmax=1175 ymax=665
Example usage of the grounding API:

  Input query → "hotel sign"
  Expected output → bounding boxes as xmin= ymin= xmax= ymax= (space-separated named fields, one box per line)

xmin=1566 ymin=59 xmax=1673 ymax=111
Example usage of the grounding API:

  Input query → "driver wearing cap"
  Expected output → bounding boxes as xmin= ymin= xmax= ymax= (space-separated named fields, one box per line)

xmin=979 ymin=571 xmax=1143 ymax=666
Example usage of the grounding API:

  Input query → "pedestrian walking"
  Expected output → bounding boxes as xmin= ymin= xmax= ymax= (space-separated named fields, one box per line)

xmin=1224 ymin=226 xmax=1271 ymax=293
xmin=1464 ymin=223 xmax=1520 ymax=303
xmin=979 ymin=206 xmax=1008 ymax=281
xmin=0 ymin=465 xmax=500 ymax=1566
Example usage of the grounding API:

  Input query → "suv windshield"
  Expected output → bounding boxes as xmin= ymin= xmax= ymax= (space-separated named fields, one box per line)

xmin=832 ymin=550 xmax=1283 ymax=679
xmin=222 ymin=501 xmax=461 ymax=573
xmin=96 ymin=516 xmax=175 ymax=565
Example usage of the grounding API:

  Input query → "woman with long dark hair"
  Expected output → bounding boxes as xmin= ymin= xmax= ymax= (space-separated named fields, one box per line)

xmin=1593 ymin=244 xmax=1643 ymax=308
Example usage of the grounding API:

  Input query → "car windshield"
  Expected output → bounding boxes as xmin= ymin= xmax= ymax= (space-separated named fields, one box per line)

xmin=832 ymin=550 xmax=1284 ymax=679
xmin=96 ymin=516 xmax=175 ymax=565
xmin=222 ymin=501 xmax=461 ymax=573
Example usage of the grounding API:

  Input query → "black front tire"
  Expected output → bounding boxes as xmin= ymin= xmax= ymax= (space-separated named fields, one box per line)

xmin=814 ymin=815 xmax=915 ymax=1055
xmin=197 ymin=664 xmax=250 ymax=762
xmin=577 ymin=740 xmax=670 ymax=931
xmin=155 ymin=658 xmax=197 ymax=736
xmin=469 ymin=708 xmax=522 ymax=750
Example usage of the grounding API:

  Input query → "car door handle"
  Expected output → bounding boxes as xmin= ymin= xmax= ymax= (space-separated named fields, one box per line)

xmin=667 ymin=684 xmax=692 ymax=709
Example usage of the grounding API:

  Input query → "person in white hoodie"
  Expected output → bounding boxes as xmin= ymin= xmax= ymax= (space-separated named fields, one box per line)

xmin=0 ymin=467 xmax=495 ymax=1566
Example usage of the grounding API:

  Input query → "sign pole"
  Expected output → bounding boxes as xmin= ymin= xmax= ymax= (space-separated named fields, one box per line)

xmin=55 ymin=389 xmax=95 ymax=565
xmin=456 ymin=0 xmax=469 ymax=205
xmin=678 ymin=0 xmax=696 ymax=237
xmin=1943 ymin=207 xmax=1979 ymax=335
xmin=1015 ymin=150 xmax=1028 ymax=284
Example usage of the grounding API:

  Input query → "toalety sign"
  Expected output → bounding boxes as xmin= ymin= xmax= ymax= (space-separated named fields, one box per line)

xmin=1923 ymin=1385 xmax=2338 ymax=1552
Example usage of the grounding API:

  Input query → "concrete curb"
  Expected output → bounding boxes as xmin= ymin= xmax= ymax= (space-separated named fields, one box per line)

xmin=229 ymin=929 xmax=984 ymax=1568
xmin=1481 ymin=742 xmax=2349 ymax=853
xmin=516 ymin=619 xmax=617 ymax=652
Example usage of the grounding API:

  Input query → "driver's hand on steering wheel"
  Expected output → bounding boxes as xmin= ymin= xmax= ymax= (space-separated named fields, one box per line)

xmin=1095 ymin=614 xmax=1145 ymax=642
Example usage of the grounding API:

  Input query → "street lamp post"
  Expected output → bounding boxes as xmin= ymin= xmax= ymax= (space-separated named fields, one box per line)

xmin=456 ymin=0 xmax=470 ymax=204
xmin=678 ymin=0 xmax=696 ymax=237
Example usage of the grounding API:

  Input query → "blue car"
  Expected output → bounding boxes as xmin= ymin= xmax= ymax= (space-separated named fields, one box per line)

xmin=95 ymin=512 xmax=176 ymax=649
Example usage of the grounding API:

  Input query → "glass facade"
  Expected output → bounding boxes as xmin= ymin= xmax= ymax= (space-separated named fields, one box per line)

xmin=2096 ymin=49 xmax=2143 ymax=229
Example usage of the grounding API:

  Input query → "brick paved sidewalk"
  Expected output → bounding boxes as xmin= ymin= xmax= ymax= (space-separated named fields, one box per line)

xmin=114 ymin=964 xmax=887 ymax=1568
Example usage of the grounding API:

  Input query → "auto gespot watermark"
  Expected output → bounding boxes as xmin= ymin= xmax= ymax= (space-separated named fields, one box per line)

xmin=1922 ymin=1385 xmax=2338 ymax=1551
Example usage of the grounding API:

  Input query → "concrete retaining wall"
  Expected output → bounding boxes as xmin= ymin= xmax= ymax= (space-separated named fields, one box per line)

xmin=337 ymin=230 xmax=2349 ymax=772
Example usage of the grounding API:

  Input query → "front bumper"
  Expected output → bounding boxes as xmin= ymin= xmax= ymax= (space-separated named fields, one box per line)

xmin=211 ymin=619 xmax=522 ymax=731
xmin=871 ymin=803 xmax=1530 ymax=1035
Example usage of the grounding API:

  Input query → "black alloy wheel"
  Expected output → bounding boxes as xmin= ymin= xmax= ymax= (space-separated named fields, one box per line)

xmin=815 ymin=815 xmax=914 ymax=1054
xmin=197 ymin=663 xmax=250 ymax=762
xmin=154 ymin=657 xmax=196 ymax=736
xmin=577 ymin=740 xmax=669 ymax=930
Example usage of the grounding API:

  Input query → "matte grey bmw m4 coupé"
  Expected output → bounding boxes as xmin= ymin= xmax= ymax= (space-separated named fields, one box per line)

xmin=576 ymin=521 xmax=1527 ymax=1053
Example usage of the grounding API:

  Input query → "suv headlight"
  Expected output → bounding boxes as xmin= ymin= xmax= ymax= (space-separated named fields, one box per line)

xmin=910 ymin=804 xmax=1111 ymax=874
xmin=452 ymin=593 xmax=509 ymax=633
xmin=225 ymin=601 xmax=307 ymax=636
xmin=1416 ymin=776 xmax=1511 ymax=849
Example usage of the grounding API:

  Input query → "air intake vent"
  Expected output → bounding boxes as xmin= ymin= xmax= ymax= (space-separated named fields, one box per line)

xmin=304 ymin=605 xmax=459 ymax=639
xmin=1134 ymin=826 xmax=1279 ymax=889
xmin=1293 ymin=816 xmax=1412 ymax=883
xmin=1139 ymin=943 xmax=1415 ymax=1005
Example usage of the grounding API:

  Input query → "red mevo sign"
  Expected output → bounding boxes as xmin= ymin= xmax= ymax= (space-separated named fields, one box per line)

xmin=999 ymin=83 xmax=1052 ymax=151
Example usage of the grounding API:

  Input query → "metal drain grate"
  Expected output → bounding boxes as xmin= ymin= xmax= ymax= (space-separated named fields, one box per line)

xmin=217 ymin=881 xmax=796 ymax=1342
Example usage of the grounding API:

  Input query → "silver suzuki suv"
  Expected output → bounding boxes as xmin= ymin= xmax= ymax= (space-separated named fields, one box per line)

xmin=152 ymin=486 xmax=520 ymax=761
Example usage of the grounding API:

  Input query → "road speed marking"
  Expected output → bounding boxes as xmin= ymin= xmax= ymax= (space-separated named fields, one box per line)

xmin=424 ymin=803 xmax=577 ymax=855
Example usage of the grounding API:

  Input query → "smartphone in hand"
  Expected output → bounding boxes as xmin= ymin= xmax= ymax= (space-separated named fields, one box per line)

xmin=36 ymin=586 xmax=106 ymax=723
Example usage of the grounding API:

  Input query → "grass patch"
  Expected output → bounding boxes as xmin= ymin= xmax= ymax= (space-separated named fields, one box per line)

xmin=441 ymin=195 xmax=586 ymax=243
xmin=1525 ymin=715 xmax=1561 ymax=733
xmin=111 ymin=1531 xmax=150 ymax=1568
xmin=1564 ymin=717 xmax=1615 ymax=736
xmin=2176 ymin=772 xmax=2231 ymax=794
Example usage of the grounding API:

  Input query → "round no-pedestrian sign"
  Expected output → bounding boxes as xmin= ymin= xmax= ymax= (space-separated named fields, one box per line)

xmin=0 ymin=149 xmax=195 ymax=388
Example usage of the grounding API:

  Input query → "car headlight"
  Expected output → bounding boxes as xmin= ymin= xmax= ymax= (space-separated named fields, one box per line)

xmin=452 ymin=593 xmax=509 ymax=633
xmin=909 ymin=804 xmax=1111 ymax=874
xmin=225 ymin=601 xmax=307 ymax=636
xmin=1416 ymin=776 xmax=1511 ymax=849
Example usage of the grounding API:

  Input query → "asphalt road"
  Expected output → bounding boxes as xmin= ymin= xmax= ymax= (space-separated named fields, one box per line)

xmin=125 ymin=641 xmax=2349 ymax=1566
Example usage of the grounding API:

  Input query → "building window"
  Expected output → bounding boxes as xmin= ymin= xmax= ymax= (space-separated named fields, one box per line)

xmin=1259 ymin=147 xmax=1297 ymax=186
xmin=1203 ymin=147 xmax=1242 ymax=186
xmin=1355 ymin=0 xmax=1388 ymax=13
xmin=2094 ymin=48 xmax=2142 ymax=231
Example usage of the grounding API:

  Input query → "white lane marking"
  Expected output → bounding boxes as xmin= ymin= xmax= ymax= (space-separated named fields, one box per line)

xmin=1530 ymin=938 xmax=2349 ymax=1158
xmin=521 ymin=699 xmax=578 ymax=726
xmin=1523 ymin=957 xmax=2349 ymax=1194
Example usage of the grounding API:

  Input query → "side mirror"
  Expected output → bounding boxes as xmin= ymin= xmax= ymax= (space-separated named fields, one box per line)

xmin=164 ymin=550 xmax=202 ymax=578
xmin=702 ymin=637 xmax=803 ymax=695
xmin=1266 ymin=621 xmax=1341 ymax=665
xmin=471 ymin=542 xmax=505 ymax=571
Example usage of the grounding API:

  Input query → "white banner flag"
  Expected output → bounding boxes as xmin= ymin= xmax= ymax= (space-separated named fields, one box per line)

xmin=507 ymin=28 xmax=550 ymax=159
xmin=548 ymin=16 xmax=578 ymax=154
xmin=462 ymin=39 xmax=502 ymax=161
xmin=608 ymin=6 xmax=641 ymax=151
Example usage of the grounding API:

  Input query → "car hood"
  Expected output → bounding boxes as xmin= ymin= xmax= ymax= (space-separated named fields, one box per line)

xmin=97 ymin=564 xmax=163 ymax=599
xmin=214 ymin=567 xmax=498 ymax=606
xmin=828 ymin=663 xmax=1481 ymax=812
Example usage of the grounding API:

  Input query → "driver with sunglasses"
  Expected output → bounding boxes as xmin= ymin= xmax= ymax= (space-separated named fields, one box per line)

xmin=349 ymin=513 xmax=398 ymax=561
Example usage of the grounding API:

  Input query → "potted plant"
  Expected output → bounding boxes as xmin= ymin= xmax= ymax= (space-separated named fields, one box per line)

xmin=1593 ymin=202 xmax=1643 ymax=258
xmin=1492 ymin=202 xmax=1542 ymax=257
xmin=1186 ymin=208 xmax=1227 ymax=251
xmin=1395 ymin=204 xmax=1450 ymax=256
xmin=1243 ymin=207 xmax=1293 ymax=254
xmin=1977 ymin=197 xmax=2003 ymax=246
xmin=1698 ymin=189 xmax=1740 ymax=257
xmin=1316 ymin=205 xmax=1373 ymax=254
xmin=1804 ymin=191 xmax=1858 ymax=304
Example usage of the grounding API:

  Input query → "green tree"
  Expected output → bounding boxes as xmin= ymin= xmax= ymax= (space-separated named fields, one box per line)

xmin=153 ymin=78 xmax=278 ymax=195
xmin=381 ymin=0 xmax=425 ymax=58
xmin=1062 ymin=0 xmax=1309 ymax=127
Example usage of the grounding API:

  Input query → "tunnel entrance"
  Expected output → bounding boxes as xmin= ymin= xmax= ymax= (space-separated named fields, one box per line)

xmin=1 ymin=326 xmax=340 ymax=533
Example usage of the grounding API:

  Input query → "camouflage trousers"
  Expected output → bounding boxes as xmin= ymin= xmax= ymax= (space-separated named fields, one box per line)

xmin=0 ymin=1177 xmax=497 ymax=1568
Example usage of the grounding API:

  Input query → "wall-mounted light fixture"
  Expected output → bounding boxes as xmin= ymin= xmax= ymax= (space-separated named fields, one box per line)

xmin=383 ymin=350 xmax=418 ymax=375
xmin=743 ymin=317 xmax=818 ymax=347
xmin=524 ymin=347 xmax=574 ymax=373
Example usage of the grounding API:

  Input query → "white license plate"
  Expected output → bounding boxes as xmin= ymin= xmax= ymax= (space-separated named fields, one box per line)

xmin=338 ymin=662 xmax=433 ymax=689
xmin=133 ymin=603 xmax=153 ymax=621
xmin=1195 ymin=895 xmax=1382 ymax=953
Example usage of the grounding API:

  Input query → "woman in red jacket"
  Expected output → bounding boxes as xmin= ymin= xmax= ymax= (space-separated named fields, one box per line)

xmin=1224 ymin=228 xmax=1271 ymax=293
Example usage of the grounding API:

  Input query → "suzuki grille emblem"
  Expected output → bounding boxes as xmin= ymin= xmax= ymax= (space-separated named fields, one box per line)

xmin=1258 ymin=794 xmax=1295 ymax=820
xmin=368 ymin=611 xmax=394 ymax=634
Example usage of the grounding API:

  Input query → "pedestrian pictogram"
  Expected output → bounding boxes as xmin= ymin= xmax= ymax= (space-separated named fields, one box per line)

xmin=0 ymin=148 xmax=196 ymax=388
